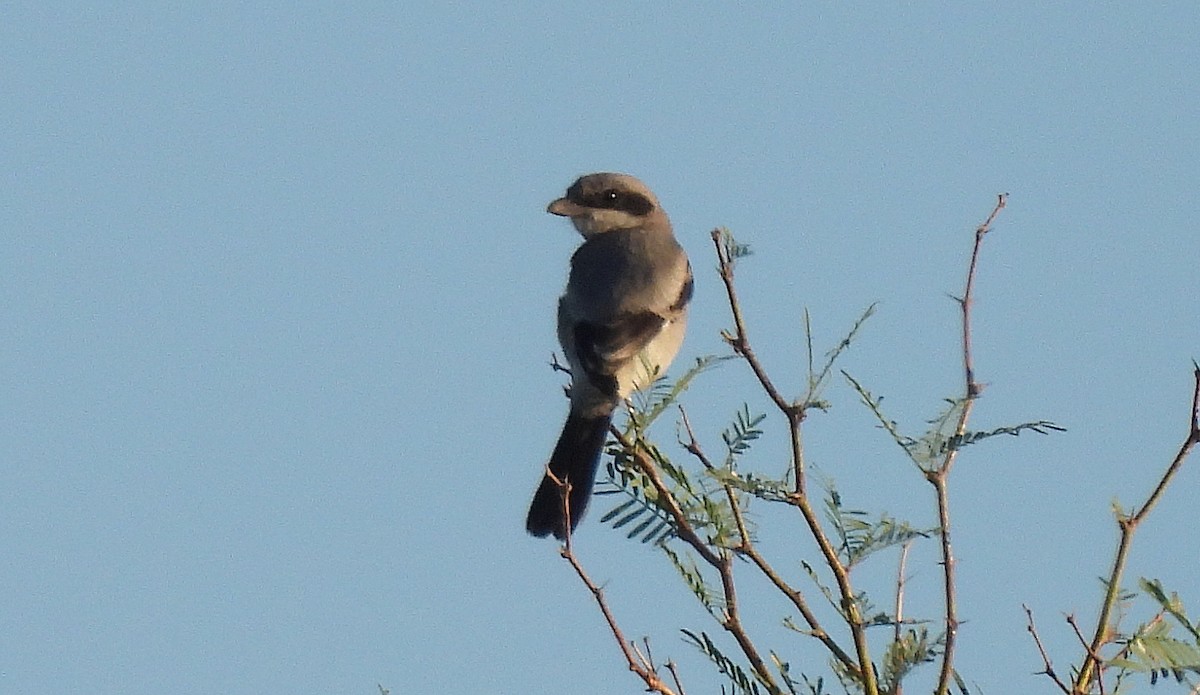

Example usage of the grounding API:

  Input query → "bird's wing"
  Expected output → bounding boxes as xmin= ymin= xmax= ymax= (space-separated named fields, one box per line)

xmin=572 ymin=311 xmax=667 ymax=397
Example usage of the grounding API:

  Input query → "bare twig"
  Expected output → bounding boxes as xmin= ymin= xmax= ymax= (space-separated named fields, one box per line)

xmin=710 ymin=229 xmax=878 ymax=695
xmin=1066 ymin=614 xmax=1102 ymax=660
xmin=889 ymin=542 xmax=914 ymax=695
xmin=711 ymin=231 xmax=809 ymax=497
xmin=744 ymin=543 xmax=861 ymax=677
xmin=894 ymin=542 xmax=911 ymax=646
xmin=632 ymin=640 xmax=653 ymax=676
xmin=1074 ymin=364 xmax=1200 ymax=694
xmin=1067 ymin=613 xmax=1108 ymax=695
xmin=549 ymin=352 xmax=572 ymax=376
xmin=666 ymin=660 xmax=687 ymax=695
xmin=560 ymin=546 xmax=679 ymax=694
xmin=554 ymin=471 xmax=680 ymax=695
xmin=1129 ymin=363 xmax=1200 ymax=523
xmin=678 ymin=406 xmax=751 ymax=547
xmin=711 ymin=230 xmax=793 ymax=415
xmin=716 ymin=550 xmax=784 ymax=694
xmin=960 ymin=194 xmax=1006 ymax=399
xmin=1024 ymin=605 xmax=1071 ymax=694
xmin=929 ymin=193 xmax=1007 ymax=695
xmin=928 ymin=475 xmax=958 ymax=695
xmin=676 ymin=406 xmax=716 ymax=469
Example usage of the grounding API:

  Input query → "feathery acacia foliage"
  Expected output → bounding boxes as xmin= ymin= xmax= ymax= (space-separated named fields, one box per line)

xmin=538 ymin=207 xmax=1200 ymax=695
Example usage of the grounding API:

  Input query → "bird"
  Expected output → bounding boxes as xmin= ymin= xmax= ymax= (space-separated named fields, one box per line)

xmin=526 ymin=173 xmax=693 ymax=540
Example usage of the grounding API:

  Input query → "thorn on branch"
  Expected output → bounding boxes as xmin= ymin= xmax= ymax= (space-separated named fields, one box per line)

xmin=549 ymin=352 xmax=572 ymax=375
xmin=1024 ymin=605 xmax=1070 ymax=694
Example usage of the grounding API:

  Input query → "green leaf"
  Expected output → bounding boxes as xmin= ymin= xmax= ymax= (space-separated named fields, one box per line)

xmin=722 ymin=404 xmax=767 ymax=465
xmin=716 ymin=228 xmax=753 ymax=266
xmin=663 ymin=545 xmax=719 ymax=616
xmin=841 ymin=371 xmax=921 ymax=465
xmin=707 ymin=467 xmax=792 ymax=504
xmin=635 ymin=354 xmax=734 ymax=427
xmin=880 ymin=626 xmax=939 ymax=692
xmin=611 ymin=505 xmax=649 ymax=530
xmin=595 ymin=474 xmax=677 ymax=545
xmin=682 ymin=628 xmax=764 ymax=695
xmin=842 ymin=369 xmax=1065 ymax=472
xmin=598 ymin=498 xmax=638 ymax=523
xmin=1120 ymin=615 xmax=1200 ymax=677
xmin=1139 ymin=577 xmax=1200 ymax=642
xmin=821 ymin=479 xmax=935 ymax=567
xmin=804 ymin=303 xmax=877 ymax=406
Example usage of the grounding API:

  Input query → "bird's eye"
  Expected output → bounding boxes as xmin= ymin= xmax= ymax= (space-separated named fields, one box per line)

xmin=584 ymin=188 xmax=652 ymax=215
xmin=588 ymin=189 xmax=623 ymax=209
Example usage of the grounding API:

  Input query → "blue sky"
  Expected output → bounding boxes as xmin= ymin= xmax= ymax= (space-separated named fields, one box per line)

xmin=3 ymin=3 xmax=1198 ymax=694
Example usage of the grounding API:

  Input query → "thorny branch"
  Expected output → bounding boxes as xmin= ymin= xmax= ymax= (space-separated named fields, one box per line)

xmin=711 ymin=229 xmax=878 ymax=694
xmin=678 ymin=406 xmax=861 ymax=677
xmin=552 ymin=471 xmax=681 ymax=695
xmin=890 ymin=542 xmax=913 ymax=695
xmin=544 ymin=194 xmax=1147 ymax=695
xmin=930 ymin=193 xmax=1007 ymax=695
xmin=712 ymin=231 xmax=809 ymax=497
xmin=612 ymin=427 xmax=785 ymax=695
xmin=1024 ymin=605 xmax=1071 ymax=694
xmin=894 ymin=543 xmax=910 ymax=647
xmin=1073 ymin=364 xmax=1200 ymax=693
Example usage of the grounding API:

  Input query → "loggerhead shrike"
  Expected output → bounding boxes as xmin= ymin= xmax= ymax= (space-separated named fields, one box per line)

xmin=526 ymin=173 xmax=693 ymax=539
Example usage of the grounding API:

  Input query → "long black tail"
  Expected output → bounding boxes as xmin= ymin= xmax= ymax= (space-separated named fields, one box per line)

xmin=525 ymin=410 xmax=613 ymax=539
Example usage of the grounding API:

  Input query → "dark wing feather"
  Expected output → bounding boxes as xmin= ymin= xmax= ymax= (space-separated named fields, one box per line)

xmin=573 ymin=311 xmax=666 ymax=397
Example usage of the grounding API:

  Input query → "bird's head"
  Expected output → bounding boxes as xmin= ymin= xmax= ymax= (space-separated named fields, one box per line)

xmin=548 ymin=173 xmax=664 ymax=238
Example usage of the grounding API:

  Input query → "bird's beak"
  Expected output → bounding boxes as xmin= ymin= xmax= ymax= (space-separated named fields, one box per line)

xmin=547 ymin=198 xmax=583 ymax=217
